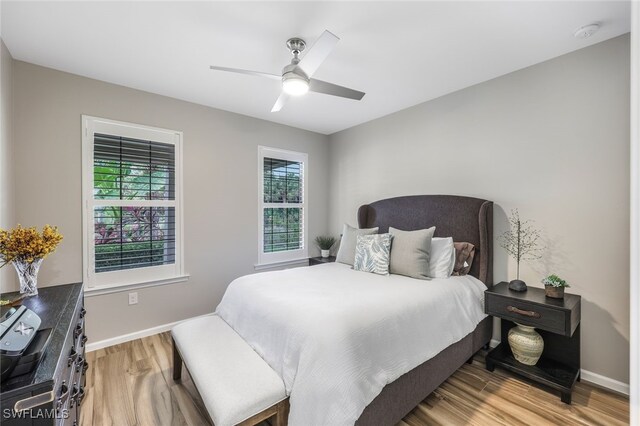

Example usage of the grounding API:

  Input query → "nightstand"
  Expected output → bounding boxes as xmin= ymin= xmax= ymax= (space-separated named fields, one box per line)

xmin=485 ymin=282 xmax=581 ymax=404
xmin=308 ymin=256 xmax=336 ymax=266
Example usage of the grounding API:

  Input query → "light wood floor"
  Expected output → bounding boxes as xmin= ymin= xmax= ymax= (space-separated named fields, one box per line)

xmin=81 ymin=332 xmax=629 ymax=426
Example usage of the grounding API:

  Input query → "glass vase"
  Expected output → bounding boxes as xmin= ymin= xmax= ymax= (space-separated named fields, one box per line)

xmin=12 ymin=258 xmax=43 ymax=296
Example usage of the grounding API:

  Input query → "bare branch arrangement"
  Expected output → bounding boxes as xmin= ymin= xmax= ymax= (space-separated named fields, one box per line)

xmin=499 ymin=209 xmax=543 ymax=280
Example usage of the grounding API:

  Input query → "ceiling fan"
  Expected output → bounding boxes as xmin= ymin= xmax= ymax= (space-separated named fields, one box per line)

xmin=209 ymin=30 xmax=365 ymax=112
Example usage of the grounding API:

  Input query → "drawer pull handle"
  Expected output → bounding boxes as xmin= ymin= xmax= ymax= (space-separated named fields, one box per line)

xmin=59 ymin=381 xmax=69 ymax=400
xmin=80 ymin=307 xmax=87 ymax=318
xmin=56 ymin=381 xmax=70 ymax=413
xmin=77 ymin=386 xmax=86 ymax=405
xmin=70 ymin=383 xmax=80 ymax=408
xmin=76 ymin=355 xmax=84 ymax=373
xmin=14 ymin=391 xmax=54 ymax=412
xmin=507 ymin=305 xmax=542 ymax=319
xmin=68 ymin=347 xmax=78 ymax=367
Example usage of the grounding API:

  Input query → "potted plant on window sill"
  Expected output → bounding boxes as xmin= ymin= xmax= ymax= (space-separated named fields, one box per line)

xmin=541 ymin=274 xmax=569 ymax=299
xmin=315 ymin=236 xmax=336 ymax=258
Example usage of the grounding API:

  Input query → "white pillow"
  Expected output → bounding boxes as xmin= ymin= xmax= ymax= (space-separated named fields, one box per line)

xmin=429 ymin=237 xmax=456 ymax=278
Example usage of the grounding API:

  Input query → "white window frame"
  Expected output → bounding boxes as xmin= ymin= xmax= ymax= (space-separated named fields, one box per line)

xmin=258 ymin=146 xmax=308 ymax=266
xmin=81 ymin=115 xmax=185 ymax=292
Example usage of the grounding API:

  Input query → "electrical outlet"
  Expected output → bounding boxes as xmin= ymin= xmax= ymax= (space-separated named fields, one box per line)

xmin=128 ymin=292 xmax=138 ymax=305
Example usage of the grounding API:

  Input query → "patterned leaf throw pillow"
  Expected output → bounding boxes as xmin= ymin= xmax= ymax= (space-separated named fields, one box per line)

xmin=353 ymin=233 xmax=392 ymax=275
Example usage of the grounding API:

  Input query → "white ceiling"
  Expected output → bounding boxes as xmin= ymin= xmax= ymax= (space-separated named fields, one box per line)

xmin=1 ymin=1 xmax=631 ymax=135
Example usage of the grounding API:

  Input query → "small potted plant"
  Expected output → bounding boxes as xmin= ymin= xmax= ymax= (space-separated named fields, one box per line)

xmin=315 ymin=236 xmax=336 ymax=258
xmin=541 ymin=274 xmax=569 ymax=299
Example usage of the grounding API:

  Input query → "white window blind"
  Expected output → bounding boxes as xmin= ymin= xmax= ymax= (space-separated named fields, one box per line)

xmin=82 ymin=116 xmax=183 ymax=290
xmin=93 ymin=134 xmax=176 ymax=272
xmin=258 ymin=147 xmax=308 ymax=265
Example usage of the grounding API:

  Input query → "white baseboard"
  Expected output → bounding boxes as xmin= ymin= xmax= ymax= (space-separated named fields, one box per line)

xmin=85 ymin=312 xmax=214 ymax=352
xmin=580 ymin=369 xmax=630 ymax=395
xmin=486 ymin=339 xmax=629 ymax=395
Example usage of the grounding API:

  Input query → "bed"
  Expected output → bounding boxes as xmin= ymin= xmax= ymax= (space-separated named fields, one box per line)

xmin=217 ymin=195 xmax=493 ymax=425
xmin=354 ymin=195 xmax=493 ymax=425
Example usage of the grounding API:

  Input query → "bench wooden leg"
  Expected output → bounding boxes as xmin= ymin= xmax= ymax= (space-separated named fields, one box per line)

xmin=172 ymin=338 xmax=182 ymax=381
xmin=273 ymin=399 xmax=289 ymax=426
xmin=238 ymin=399 xmax=289 ymax=426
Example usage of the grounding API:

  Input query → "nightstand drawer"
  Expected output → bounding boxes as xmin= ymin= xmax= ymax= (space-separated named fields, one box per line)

xmin=485 ymin=294 xmax=567 ymax=335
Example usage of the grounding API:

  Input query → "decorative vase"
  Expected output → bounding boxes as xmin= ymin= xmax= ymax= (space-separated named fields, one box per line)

xmin=321 ymin=249 xmax=330 ymax=258
xmin=545 ymin=285 xmax=564 ymax=299
xmin=508 ymin=323 xmax=544 ymax=365
xmin=12 ymin=258 xmax=43 ymax=297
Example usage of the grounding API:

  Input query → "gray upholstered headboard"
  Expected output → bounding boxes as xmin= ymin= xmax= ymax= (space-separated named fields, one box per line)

xmin=357 ymin=195 xmax=493 ymax=287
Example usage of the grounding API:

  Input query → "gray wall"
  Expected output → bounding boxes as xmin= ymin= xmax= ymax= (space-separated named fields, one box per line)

xmin=10 ymin=61 xmax=330 ymax=342
xmin=328 ymin=35 xmax=630 ymax=384
xmin=0 ymin=39 xmax=14 ymax=290
xmin=4 ymin=34 xmax=630 ymax=384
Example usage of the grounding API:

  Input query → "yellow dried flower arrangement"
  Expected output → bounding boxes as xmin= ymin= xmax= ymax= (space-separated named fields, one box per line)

xmin=0 ymin=224 xmax=63 ymax=266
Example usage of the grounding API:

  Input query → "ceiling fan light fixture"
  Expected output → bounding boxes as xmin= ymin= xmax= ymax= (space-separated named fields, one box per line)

xmin=282 ymin=73 xmax=309 ymax=96
xmin=210 ymin=30 xmax=365 ymax=112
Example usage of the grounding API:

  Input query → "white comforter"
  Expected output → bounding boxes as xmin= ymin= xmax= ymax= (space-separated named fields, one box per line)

xmin=215 ymin=263 xmax=487 ymax=426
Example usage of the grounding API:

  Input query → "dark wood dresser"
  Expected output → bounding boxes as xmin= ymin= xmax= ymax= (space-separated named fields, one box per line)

xmin=1 ymin=283 xmax=87 ymax=425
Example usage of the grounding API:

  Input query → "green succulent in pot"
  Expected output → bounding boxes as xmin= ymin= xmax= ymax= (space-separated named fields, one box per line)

xmin=541 ymin=274 xmax=569 ymax=299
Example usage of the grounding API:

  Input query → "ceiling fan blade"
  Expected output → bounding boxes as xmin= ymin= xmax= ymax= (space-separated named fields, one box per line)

xmin=297 ymin=30 xmax=339 ymax=77
xmin=271 ymin=93 xmax=290 ymax=112
xmin=309 ymin=79 xmax=365 ymax=101
xmin=209 ymin=65 xmax=281 ymax=81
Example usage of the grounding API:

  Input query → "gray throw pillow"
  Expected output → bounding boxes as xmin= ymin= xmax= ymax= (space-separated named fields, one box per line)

xmin=335 ymin=224 xmax=379 ymax=266
xmin=353 ymin=234 xmax=392 ymax=275
xmin=388 ymin=226 xmax=436 ymax=279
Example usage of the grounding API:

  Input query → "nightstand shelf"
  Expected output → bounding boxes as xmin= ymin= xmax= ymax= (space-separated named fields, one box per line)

xmin=485 ymin=282 xmax=581 ymax=404
xmin=308 ymin=256 xmax=336 ymax=266
xmin=486 ymin=340 xmax=580 ymax=403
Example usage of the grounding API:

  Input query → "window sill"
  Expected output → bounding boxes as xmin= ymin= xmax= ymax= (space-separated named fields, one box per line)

xmin=254 ymin=258 xmax=309 ymax=271
xmin=84 ymin=274 xmax=190 ymax=297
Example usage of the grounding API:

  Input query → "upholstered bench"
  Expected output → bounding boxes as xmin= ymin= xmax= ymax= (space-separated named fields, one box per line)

xmin=172 ymin=315 xmax=289 ymax=426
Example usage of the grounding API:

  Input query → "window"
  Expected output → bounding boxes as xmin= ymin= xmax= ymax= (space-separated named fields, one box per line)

xmin=82 ymin=116 xmax=184 ymax=290
xmin=258 ymin=146 xmax=308 ymax=265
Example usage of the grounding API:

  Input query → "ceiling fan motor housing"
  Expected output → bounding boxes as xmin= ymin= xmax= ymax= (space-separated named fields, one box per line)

xmin=286 ymin=37 xmax=306 ymax=56
xmin=282 ymin=63 xmax=308 ymax=80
